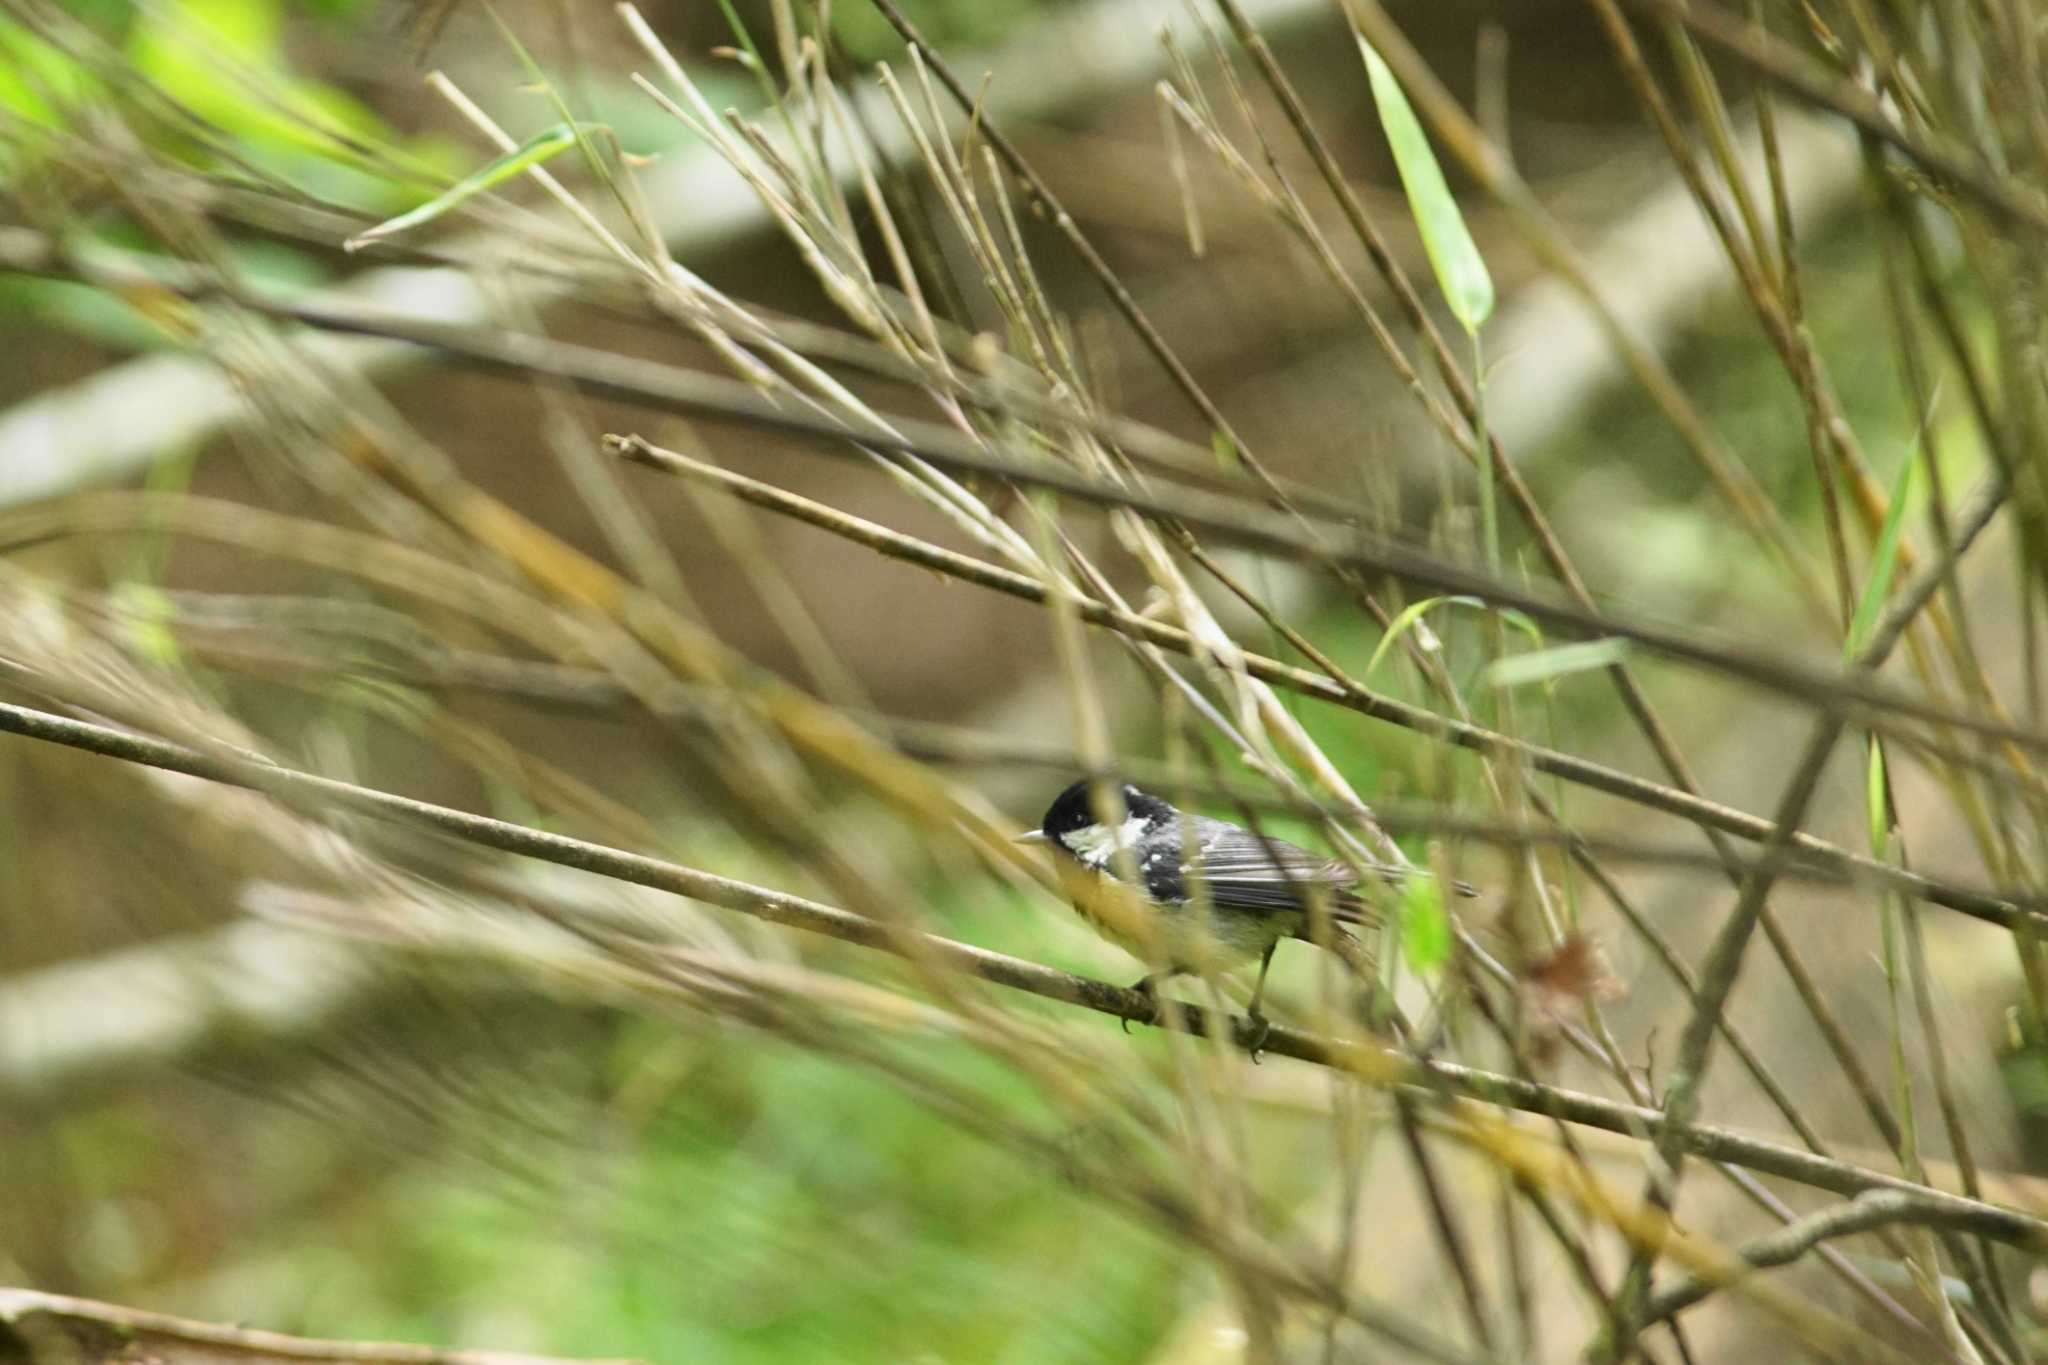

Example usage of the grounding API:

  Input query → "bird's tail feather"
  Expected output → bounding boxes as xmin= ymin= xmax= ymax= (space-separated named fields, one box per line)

xmin=1368 ymin=864 xmax=1479 ymax=899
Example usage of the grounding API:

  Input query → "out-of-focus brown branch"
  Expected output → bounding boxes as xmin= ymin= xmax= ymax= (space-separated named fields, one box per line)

xmin=1637 ymin=1191 xmax=2011 ymax=1326
xmin=158 ymin=589 xmax=2022 ymax=890
xmin=1613 ymin=0 xmax=2048 ymax=232
xmin=0 ymin=230 xmax=2038 ymax=764
xmin=9 ymin=480 xmax=2034 ymax=927
xmin=0 ymin=1289 xmax=638 ymax=1365
xmin=1606 ymin=705 xmax=1851 ymax=1358
xmin=0 ymin=696 xmax=2043 ymax=1250
xmin=607 ymin=438 xmax=2037 ymax=928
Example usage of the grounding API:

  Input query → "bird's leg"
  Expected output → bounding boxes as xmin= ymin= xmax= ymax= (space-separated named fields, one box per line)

xmin=1121 ymin=971 xmax=1178 ymax=1033
xmin=1243 ymin=943 xmax=1278 ymax=1060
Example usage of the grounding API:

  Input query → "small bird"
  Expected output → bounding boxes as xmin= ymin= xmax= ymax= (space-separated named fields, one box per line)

xmin=1017 ymin=779 xmax=1463 ymax=1040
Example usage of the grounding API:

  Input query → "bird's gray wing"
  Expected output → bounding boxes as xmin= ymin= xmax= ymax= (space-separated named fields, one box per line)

xmin=1179 ymin=818 xmax=1481 ymax=914
xmin=1179 ymin=820 xmax=1379 ymax=922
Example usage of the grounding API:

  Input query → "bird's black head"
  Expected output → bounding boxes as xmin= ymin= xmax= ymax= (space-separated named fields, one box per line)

xmin=1037 ymin=779 xmax=1175 ymax=846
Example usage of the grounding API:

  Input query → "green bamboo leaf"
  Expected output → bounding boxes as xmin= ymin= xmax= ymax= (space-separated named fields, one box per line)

xmin=710 ymin=0 xmax=777 ymax=101
xmin=1367 ymin=596 xmax=1544 ymax=677
xmin=1865 ymin=736 xmax=1894 ymax=855
xmin=479 ymin=3 xmax=620 ymax=192
xmin=1496 ymin=608 xmax=1545 ymax=646
xmin=1366 ymin=595 xmax=1457 ymax=677
xmin=1844 ymin=454 xmax=1920 ymax=661
xmin=1485 ymin=637 xmax=1630 ymax=689
xmin=1357 ymin=37 xmax=1493 ymax=331
xmin=110 ymin=582 xmax=181 ymax=669
xmin=1400 ymin=874 xmax=1450 ymax=973
xmin=344 ymin=122 xmax=599 ymax=252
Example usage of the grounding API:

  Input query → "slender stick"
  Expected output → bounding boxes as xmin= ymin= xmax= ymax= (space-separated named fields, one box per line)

xmin=0 ymin=1289 xmax=630 ymax=1365
xmin=1612 ymin=0 xmax=2048 ymax=232
xmin=1638 ymin=1191 xmax=2016 ymax=1326
xmin=606 ymin=438 xmax=2037 ymax=926
xmin=1605 ymin=709 xmax=1851 ymax=1358
xmin=1 ymin=231 xmax=2032 ymax=760
xmin=0 ymin=697 xmax=2042 ymax=1247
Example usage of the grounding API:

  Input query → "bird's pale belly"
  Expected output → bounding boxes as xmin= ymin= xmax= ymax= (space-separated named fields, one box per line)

xmin=1073 ymin=881 xmax=1301 ymax=973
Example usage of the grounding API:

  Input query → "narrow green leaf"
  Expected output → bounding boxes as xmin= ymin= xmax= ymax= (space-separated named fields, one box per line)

xmin=1400 ymin=875 xmax=1450 ymax=973
xmin=1367 ymin=595 xmax=1457 ymax=677
xmin=1485 ymin=637 xmax=1630 ymax=689
xmin=1865 ymin=736 xmax=1893 ymax=855
xmin=1497 ymin=608 xmax=1545 ymax=646
xmin=1358 ymin=37 xmax=1493 ymax=331
xmin=344 ymin=122 xmax=599 ymax=252
xmin=110 ymin=582 xmax=181 ymax=668
xmin=1368 ymin=596 xmax=1544 ymax=677
xmin=479 ymin=2 xmax=618 ymax=192
xmin=1844 ymin=455 xmax=1920 ymax=660
xmin=710 ymin=0 xmax=778 ymax=103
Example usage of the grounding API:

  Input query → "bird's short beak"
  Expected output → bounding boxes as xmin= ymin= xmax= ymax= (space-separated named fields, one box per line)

xmin=1013 ymin=829 xmax=1050 ymax=844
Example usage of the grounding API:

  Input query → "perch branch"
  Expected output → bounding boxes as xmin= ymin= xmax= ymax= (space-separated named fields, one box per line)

xmin=0 ymin=698 xmax=2042 ymax=1248
xmin=0 ymin=1289 xmax=638 ymax=1365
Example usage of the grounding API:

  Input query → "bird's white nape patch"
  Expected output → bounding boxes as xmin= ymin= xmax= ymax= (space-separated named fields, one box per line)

xmin=1060 ymin=815 xmax=1149 ymax=869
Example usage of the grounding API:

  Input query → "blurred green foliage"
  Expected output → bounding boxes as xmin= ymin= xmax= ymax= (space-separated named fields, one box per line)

xmin=8 ymin=0 xmax=2023 ymax=1358
xmin=1551 ymin=217 xmax=1985 ymax=609
xmin=0 ymin=0 xmax=454 ymax=348
xmin=0 ymin=0 xmax=414 ymax=190
xmin=255 ymin=1037 xmax=1195 ymax=1364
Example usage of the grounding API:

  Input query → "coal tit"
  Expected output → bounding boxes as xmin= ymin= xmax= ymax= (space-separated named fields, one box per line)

xmin=1017 ymin=779 xmax=1464 ymax=1037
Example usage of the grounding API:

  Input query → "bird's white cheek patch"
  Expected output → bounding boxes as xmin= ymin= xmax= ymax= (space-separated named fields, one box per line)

xmin=1063 ymin=815 xmax=1150 ymax=869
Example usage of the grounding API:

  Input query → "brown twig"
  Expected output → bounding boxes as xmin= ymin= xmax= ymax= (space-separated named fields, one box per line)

xmin=1612 ymin=0 xmax=2048 ymax=232
xmin=0 ymin=1289 xmax=638 ymax=1365
xmin=2 ymin=230 xmax=2037 ymax=762
xmin=606 ymin=437 xmax=2038 ymax=926
xmin=1636 ymin=1191 xmax=2020 ymax=1326
xmin=0 ymin=697 xmax=2042 ymax=1248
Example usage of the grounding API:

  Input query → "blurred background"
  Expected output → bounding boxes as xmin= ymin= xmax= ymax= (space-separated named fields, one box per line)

xmin=2 ymin=0 xmax=2043 ymax=1361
